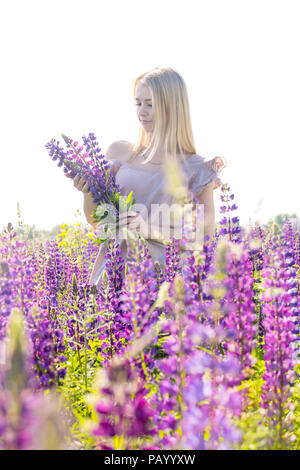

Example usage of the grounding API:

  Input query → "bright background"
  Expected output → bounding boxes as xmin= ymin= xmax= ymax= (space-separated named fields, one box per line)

xmin=0 ymin=0 xmax=299 ymax=231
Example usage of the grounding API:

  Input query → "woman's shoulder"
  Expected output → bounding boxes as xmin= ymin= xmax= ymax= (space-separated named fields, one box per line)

xmin=185 ymin=153 xmax=205 ymax=163
xmin=105 ymin=140 xmax=134 ymax=162
xmin=179 ymin=153 xmax=205 ymax=171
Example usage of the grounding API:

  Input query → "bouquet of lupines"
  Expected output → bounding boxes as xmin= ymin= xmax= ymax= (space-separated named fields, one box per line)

xmin=45 ymin=132 xmax=136 ymax=244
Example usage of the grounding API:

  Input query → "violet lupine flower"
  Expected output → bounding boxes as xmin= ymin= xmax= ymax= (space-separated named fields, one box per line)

xmin=247 ymin=226 xmax=265 ymax=272
xmin=0 ymin=309 xmax=67 ymax=449
xmin=46 ymin=133 xmax=119 ymax=204
xmin=190 ymin=236 xmax=219 ymax=304
xmin=150 ymin=276 xmax=201 ymax=448
xmin=295 ymin=231 xmax=300 ymax=267
xmin=0 ymin=389 xmax=46 ymax=449
xmin=181 ymin=238 xmax=215 ymax=305
xmin=164 ymin=237 xmax=181 ymax=282
xmin=181 ymin=251 xmax=202 ymax=304
xmin=44 ymin=248 xmax=60 ymax=309
xmin=0 ymin=389 xmax=68 ymax=450
xmin=96 ymin=239 xmax=126 ymax=361
xmin=26 ymin=305 xmax=66 ymax=389
xmin=151 ymin=274 xmax=243 ymax=450
xmin=219 ymin=183 xmax=241 ymax=243
xmin=119 ymin=275 xmax=157 ymax=342
xmin=0 ymin=261 xmax=13 ymax=341
xmin=260 ymin=248 xmax=299 ymax=446
xmin=0 ymin=228 xmax=46 ymax=377
xmin=0 ymin=227 xmax=29 ymax=338
xmin=180 ymin=340 xmax=242 ymax=450
xmin=45 ymin=133 xmax=135 ymax=241
xmin=122 ymin=236 xmax=161 ymax=330
xmin=255 ymin=223 xmax=267 ymax=243
xmin=283 ymin=220 xmax=297 ymax=266
xmin=64 ymin=272 xmax=95 ymax=350
xmin=79 ymin=239 xmax=95 ymax=286
xmin=247 ymin=244 xmax=265 ymax=351
xmin=62 ymin=248 xmax=80 ymax=287
xmin=214 ymin=242 xmax=257 ymax=383
xmin=151 ymin=327 xmax=188 ymax=448
xmin=277 ymin=238 xmax=300 ymax=340
xmin=126 ymin=236 xmax=160 ymax=283
xmin=91 ymin=357 xmax=157 ymax=450
xmin=104 ymin=237 xmax=162 ymax=376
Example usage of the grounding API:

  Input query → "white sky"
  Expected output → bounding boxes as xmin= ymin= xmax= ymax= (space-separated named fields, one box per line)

xmin=0 ymin=0 xmax=299 ymax=231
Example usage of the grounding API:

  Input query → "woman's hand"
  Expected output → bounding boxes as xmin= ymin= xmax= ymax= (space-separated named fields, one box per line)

xmin=117 ymin=211 xmax=149 ymax=239
xmin=73 ymin=174 xmax=90 ymax=194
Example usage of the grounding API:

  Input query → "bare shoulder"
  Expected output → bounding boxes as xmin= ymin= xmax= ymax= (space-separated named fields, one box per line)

xmin=105 ymin=140 xmax=134 ymax=162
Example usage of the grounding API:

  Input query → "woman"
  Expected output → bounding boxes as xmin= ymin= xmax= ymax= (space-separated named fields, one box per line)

xmin=73 ymin=67 xmax=226 ymax=290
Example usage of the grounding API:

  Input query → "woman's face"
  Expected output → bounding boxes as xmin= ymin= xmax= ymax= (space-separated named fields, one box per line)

xmin=135 ymin=83 xmax=154 ymax=133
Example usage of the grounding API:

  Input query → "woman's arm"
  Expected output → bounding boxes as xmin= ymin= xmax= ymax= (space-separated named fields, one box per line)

xmin=72 ymin=174 xmax=97 ymax=227
xmin=83 ymin=192 xmax=98 ymax=227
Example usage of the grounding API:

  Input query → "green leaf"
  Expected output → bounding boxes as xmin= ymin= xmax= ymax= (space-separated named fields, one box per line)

xmin=127 ymin=191 xmax=133 ymax=205
xmin=95 ymin=204 xmax=108 ymax=218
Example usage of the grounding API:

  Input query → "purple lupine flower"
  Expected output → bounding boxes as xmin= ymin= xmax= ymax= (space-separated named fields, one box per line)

xmin=218 ymin=184 xmax=241 ymax=243
xmin=255 ymin=224 xmax=267 ymax=244
xmin=0 ymin=309 xmax=67 ymax=449
xmin=0 ymin=389 xmax=54 ymax=450
xmin=177 ymin=306 xmax=242 ymax=450
xmin=150 ymin=274 xmax=243 ymax=451
xmin=150 ymin=276 xmax=200 ymax=448
xmin=247 ymin=226 xmax=265 ymax=272
xmin=44 ymin=246 xmax=60 ymax=309
xmin=45 ymin=133 xmax=118 ymax=204
xmin=96 ymin=239 xmax=126 ymax=360
xmin=26 ymin=304 xmax=66 ymax=389
xmin=102 ymin=237 xmax=163 ymax=377
xmin=283 ymin=220 xmax=297 ymax=266
xmin=45 ymin=133 xmax=136 ymax=245
xmin=181 ymin=251 xmax=202 ymax=304
xmin=91 ymin=357 xmax=157 ymax=450
xmin=295 ymin=230 xmax=300 ymax=267
xmin=0 ymin=261 xmax=14 ymax=341
xmin=181 ymin=345 xmax=242 ymax=450
xmin=123 ymin=236 xmax=161 ymax=331
xmin=284 ymin=219 xmax=296 ymax=245
xmin=164 ymin=237 xmax=181 ymax=282
xmin=217 ymin=242 xmax=257 ymax=383
xmin=181 ymin=238 xmax=215 ymax=305
xmin=260 ymin=246 xmax=299 ymax=447
xmin=0 ymin=226 xmax=36 ymax=338
xmin=64 ymin=272 xmax=95 ymax=349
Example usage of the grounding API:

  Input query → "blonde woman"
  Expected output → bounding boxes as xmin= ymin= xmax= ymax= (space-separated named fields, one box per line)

xmin=73 ymin=67 xmax=226 ymax=290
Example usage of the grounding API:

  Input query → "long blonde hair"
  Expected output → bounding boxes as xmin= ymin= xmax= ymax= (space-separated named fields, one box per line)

xmin=128 ymin=67 xmax=197 ymax=165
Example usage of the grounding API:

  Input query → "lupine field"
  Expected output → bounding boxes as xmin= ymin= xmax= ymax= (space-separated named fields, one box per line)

xmin=0 ymin=136 xmax=299 ymax=450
